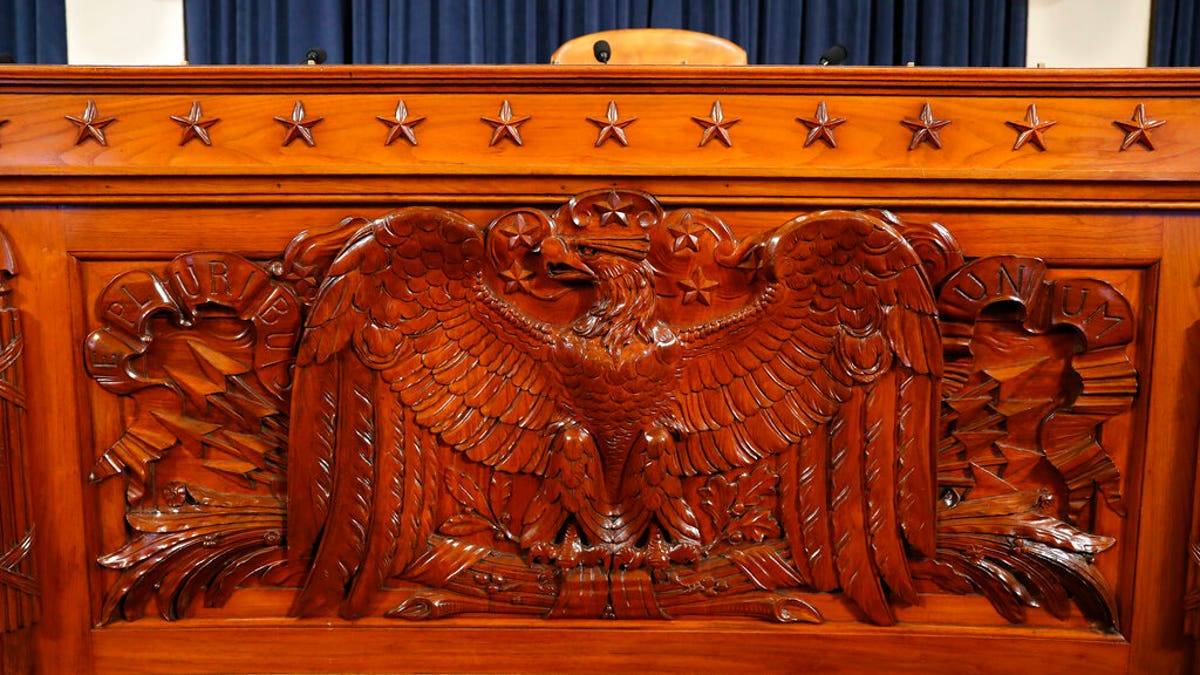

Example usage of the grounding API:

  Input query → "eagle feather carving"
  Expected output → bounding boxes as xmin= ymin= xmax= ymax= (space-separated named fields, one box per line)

xmin=286 ymin=190 xmax=941 ymax=624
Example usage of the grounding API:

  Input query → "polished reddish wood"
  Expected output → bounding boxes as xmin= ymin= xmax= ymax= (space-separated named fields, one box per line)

xmin=0 ymin=230 xmax=37 ymax=674
xmin=74 ymin=191 xmax=1132 ymax=635
xmin=0 ymin=65 xmax=1194 ymax=673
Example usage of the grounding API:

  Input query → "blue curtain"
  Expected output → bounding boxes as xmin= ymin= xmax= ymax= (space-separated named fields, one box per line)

xmin=0 ymin=0 xmax=67 ymax=63
xmin=1151 ymin=0 xmax=1197 ymax=66
xmin=185 ymin=0 xmax=1026 ymax=66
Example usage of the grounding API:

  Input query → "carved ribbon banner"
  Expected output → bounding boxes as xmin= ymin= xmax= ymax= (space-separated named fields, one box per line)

xmin=918 ymin=255 xmax=1136 ymax=625
xmin=85 ymin=252 xmax=301 ymax=621
xmin=937 ymin=256 xmax=1135 ymax=524
xmin=84 ymin=190 xmax=1137 ymax=630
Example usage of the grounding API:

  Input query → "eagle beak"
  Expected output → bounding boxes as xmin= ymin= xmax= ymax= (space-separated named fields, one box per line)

xmin=537 ymin=236 xmax=595 ymax=281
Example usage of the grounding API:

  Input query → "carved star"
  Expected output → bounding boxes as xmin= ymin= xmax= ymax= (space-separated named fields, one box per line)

xmin=692 ymin=100 xmax=739 ymax=147
xmin=498 ymin=214 xmax=540 ymax=248
xmin=678 ymin=267 xmax=719 ymax=305
xmin=1005 ymin=104 xmax=1056 ymax=151
xmin=796 ymin=101 xmax=847 ymax=148
xmin=377 ymin=100 xmax=424 ymax=146
xmin=482 ymin=100 xmax=530 ymax=147
xmin=499 ymin=260 xmax=535 ymax=293
xmin=592 ymin=190 xmax=634 ymax=227
xmin=668 ymin=213 xmax=706 ymax=253
xmin=170 ymin=101 xmax=220 ymax=146
xmin=900 ymin=103 xmax=951 ymax=150
xmin=274 ymin=100 xmax=323 ymax=147
xmin=1113 ymin=103 xmax=1165 ymax=151
xmin=65 ymin=100 xmax=116 ymax=146
xmin=587 ymin=101 xmax=636 ymax=147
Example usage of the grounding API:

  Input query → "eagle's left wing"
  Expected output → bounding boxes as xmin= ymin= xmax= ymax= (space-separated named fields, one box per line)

xmin=286 ymin=208 xmax=577 ymax=618
xmin=672 ymin=211 xmax=942 ymax=625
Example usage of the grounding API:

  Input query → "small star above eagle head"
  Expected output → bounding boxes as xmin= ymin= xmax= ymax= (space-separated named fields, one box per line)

xmin=479 ymin=189 xmax=752 ymax=316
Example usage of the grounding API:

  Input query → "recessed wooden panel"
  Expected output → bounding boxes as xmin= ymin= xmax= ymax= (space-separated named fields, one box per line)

xmin=0 ymin=66 xmax=1196 ymax=673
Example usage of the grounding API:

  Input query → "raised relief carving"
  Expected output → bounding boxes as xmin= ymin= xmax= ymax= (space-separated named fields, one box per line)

xmin=796 ymin=101 xmax=846 ymax=148
xmin=915 ymin=254 xmax=1135 ymax=626
xmin=1006 ymin=104 xmax=1056 ymax=151
xmin=481 ymin=100 xmax=530 ymax=147
xmin=587 ymin=101 xmax=636 ymax=147
xmin=66 ymin=100 xmax=116 ymax=147
xmin=0 ymin=230 xmax=38 ymax=633
xmin=692 ymin=101 xmax=738 ymax=147
xmin=377 ymin=100 xmax=424 ymax=147
xmin=87 ymin=190 xmax=1135 ymax=629
xmin=1188 ymin=414 xmax=1200 ymax=637
xmin=1113 ymin=103 xmax=1165 ymax=151
xmin=901 ymin=102 xmax=951 ymax=150
xmin=170 ymin=101 xmax=220 ymax=146
xmin=274 ymin=100 xmax=322 ymax=147
xmin=85 ymin=253 xmax=301 ymax=620
xmin=1188 ymin=539 xmax=1200 ymax=636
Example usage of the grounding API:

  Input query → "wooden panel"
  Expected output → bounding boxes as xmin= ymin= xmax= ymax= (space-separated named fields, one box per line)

xmin=93 ymin=622 xmax=1129 ymax=674
xmin=0 ymin=66 xmax=1194 ymax=673
xmin=0 ymin=93 xmax=1193 ymax=181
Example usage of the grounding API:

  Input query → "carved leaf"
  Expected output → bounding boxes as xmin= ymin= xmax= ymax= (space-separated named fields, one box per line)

xmin=97 ymin=484 xmax=285 ymax=623
xmin=701 ymin=466 xmax=780 ymax=545
xmin=445 ymin=468 xmax=491 ymax=519
xmin=439 ymin=514 xmax=494 ymax=537
xmin=729 ymin=465 xmax=780 ymax=543
xmin=487 ymin=473 xmax=513 ymax=522
xmin=699 ymin=474 xmax=736 ymax=539
xmin=915 ymin=489 xmax=1118 ymax=629
xmin=731 ymin=508 xmax=781 ymax=544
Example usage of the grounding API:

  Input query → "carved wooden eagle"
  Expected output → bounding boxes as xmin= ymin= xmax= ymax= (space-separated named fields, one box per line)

xmin=286 ymin=191 xmax=941 ymax=624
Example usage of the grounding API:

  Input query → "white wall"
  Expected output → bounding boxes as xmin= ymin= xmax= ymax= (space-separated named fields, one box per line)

xmin=63 ymin=0 xmax=1155 ymax=68
xmin=66 ymin=0 xmax=184 ymax=65
xmin=1026 ymin=0 xmax=1152 ymax=67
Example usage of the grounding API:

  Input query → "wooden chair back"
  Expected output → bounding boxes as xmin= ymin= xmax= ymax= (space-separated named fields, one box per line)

xmin=551 ymin=28 xmax=747 ymax=65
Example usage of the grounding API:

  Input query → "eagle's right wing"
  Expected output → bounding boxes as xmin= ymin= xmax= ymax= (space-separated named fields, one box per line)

xmin=287 ymin=208 xmax=570 ymax=617
xmin=672 ymin=211 xmax=942 ymax=625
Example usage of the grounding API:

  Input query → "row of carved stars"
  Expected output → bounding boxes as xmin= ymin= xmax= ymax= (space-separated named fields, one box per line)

xmin=5 ymin=98 xmax=1167 ymax=151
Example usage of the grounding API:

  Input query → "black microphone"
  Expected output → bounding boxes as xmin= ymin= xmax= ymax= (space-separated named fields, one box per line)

xmin=593 ymin=40 xmax=611 ymax=64
xmin=301 ymin=47 xmax=327 ymax=65
xmin=818 ymin=44 xmax=847 ymax=66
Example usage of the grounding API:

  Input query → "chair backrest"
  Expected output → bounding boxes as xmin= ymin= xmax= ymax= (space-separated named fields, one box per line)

xmin=551 ymin=29 xmax=747 ymax=65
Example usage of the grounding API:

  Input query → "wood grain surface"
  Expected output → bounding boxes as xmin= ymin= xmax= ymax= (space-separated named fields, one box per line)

xmin=0 ymin=65 xmax=1193 ymax=673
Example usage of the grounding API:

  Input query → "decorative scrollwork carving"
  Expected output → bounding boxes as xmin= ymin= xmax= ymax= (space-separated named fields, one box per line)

xmin=85 ymin=251 xmax=302 ymax=621
xmin=936 ymin=255 xmax=1135 ymax=525
xmin=85 ymin=190 xmax=1138 ymax=629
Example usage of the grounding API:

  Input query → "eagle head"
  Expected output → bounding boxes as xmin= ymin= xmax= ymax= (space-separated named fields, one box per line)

xmin=538 ymin=232 xmax=652 ymax=282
